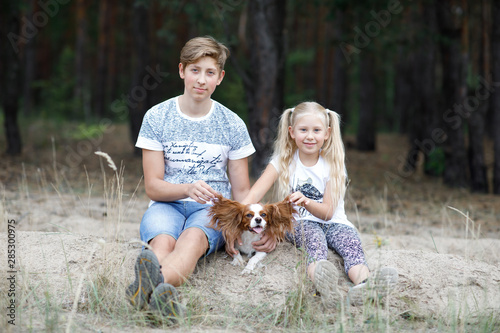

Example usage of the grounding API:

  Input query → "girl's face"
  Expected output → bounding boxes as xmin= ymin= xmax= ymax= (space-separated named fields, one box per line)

xmin=289 ymin=113 xmax=330 ymax=164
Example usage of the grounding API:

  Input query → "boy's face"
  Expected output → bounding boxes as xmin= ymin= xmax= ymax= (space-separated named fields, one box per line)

xmin=179 ymin=56 xmax=225 ymax=103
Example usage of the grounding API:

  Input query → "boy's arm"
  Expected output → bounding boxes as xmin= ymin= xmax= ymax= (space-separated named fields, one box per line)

xmin=142 ymin=149 xmax=217 ymax=203
xmin=224 ymin=157 xmax=251 ymax=256
xmin=227 ymin=157 xmax=251 ymax=201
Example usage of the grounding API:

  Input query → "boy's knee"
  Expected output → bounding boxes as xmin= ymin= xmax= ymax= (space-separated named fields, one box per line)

xmin=149 ymin=234 xmax=176 ymax=253
xmin=181 ymin=228 xmax=209 ymax=249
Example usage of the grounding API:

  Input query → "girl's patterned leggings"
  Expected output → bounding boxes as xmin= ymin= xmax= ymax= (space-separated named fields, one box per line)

xmin=286 ymin=220 xmax=368 ymax=275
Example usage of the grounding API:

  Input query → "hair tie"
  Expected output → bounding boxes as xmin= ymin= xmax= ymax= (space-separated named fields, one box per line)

xmin=326 ymin=109 xmax=338 ymax=119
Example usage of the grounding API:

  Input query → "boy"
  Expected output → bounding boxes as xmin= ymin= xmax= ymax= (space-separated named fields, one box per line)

xmin=126 ymin=36 xmax=272 ymax=318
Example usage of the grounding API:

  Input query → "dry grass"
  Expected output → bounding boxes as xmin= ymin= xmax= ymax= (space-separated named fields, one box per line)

xmin=1 ymin=123 xmax=499 ymax=332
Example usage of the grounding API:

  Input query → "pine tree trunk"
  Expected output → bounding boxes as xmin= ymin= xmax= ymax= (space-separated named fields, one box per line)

xmin=75 ymin=0 xmax=90 ymax=121
xmin=405 ymin=0 xmax=438 ymax=174
xmin=314 ymin=4 xmax=328 ymax=106
xmin=329 ymin=9 xmax=348 ymax=128
xmin=107 ymin=0 xmax=118 ymax=102
xmin=22 ymin=0 xmax=37 ymax=116
xmin=394 ymin=46 xmax=413 ymax=135
xmin=1 ymin=2 xmax=22 ymax=155
xmin=95 ymin=0 xmax=110 ymax=117
xmin=356 ymin=52 xmax=376 ymax=151
xmin=492 ymin=0 xmax=500 ymax=194
xmin=467 ymin=103 xmax=489 ymax=192
xmin=437 ymin=0 xmax=468 ymax=188
xmin=246 ymin=0 xmax=286 ymax=177
xmin=467 ymin=0 xmax=489 ymax=193
xmin=129 ymin=3 xmax=151 ymax=156
xmin=0 ymin=1 xmax=23 ymax=155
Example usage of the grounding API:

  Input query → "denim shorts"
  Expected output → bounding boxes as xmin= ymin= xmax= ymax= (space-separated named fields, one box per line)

xmin=140 ymin=200 xmax=224 ymax=256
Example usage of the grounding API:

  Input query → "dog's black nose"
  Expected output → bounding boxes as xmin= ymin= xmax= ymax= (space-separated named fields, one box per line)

xmin=255 ymin=217 xmax=261 ymax=224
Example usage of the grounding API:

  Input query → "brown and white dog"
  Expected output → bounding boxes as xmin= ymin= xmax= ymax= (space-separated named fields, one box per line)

xmin=208 ymin=194 xmax=296 ymax=274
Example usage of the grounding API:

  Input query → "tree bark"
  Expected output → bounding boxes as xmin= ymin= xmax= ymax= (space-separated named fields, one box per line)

xmin=467 ymin=101 xmax=489 ymax=193
xmin=467 ymin=0 xmax=489 ymax=193
xmin=94 ymin=0 xmax=110 ymax=117
xmin=394 ymin=46 xmax=414 ymax=136
xmin=356 ymin=52 xmax=376 ymax=151
xmin=492 ymin=0 xmax=500 ymax=194
xmin=329 ymin=9 xmax=348 ymax=129
xmin=107 ymin=0 xmax=118 ymax=102
xmin=1 ymin=2 xmax=23 ymax=155
xmin=315 ymin=4 xmax=328 ymax=106
xmin=75 ymin=0 xmax=90 ymax=121
xmin=129 ymin=2 xmax=151 ymax=156
xmin=22 ymin=0 xmax=37 ymax=116
xmin=405 ymin=0 xmax=438 ymax=174
xmin=437 ymin=0 xmax=468 ymax=188
xmin=245 ymin=0 xmax=286 ymax=177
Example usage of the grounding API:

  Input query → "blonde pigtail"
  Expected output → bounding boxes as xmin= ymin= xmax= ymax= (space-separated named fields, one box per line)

xmin=322 ymin=110 xmax=346 ymax=209
xmin=272 ymin=108 xmax=296 ymax=200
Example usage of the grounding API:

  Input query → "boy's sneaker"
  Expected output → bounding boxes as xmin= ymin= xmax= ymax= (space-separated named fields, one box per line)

xmin=348 ymin=266 xmax=398 ymax=306
xmin=126 ymin=250 xmax=163 ymax=310
xmin=313 ymin=260 xmax=339 ymax=301
xmin=149 ymin=283 xmax=185 ymax=320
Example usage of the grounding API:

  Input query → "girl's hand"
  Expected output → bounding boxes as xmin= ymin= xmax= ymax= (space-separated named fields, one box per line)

xmin=187 ymin=180 xmax=217 ymax=204
xmin=289 ymin=191 xmax=310 ymax=208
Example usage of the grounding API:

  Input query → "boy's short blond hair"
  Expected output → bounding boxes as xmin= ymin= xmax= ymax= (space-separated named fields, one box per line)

xmin=180 ymin=36 xmax=230 ymax=73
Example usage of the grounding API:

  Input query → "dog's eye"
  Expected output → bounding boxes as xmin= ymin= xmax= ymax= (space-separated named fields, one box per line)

xmin=261 ymin=213 xmax=266 ymax=218
xmin=246 ymin=213 xmax=253 ymax=218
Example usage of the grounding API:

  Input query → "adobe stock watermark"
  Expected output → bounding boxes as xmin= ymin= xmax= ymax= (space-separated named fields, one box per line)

xmin=212 ymin=0 xmax=245 ymax=20
xmin=340 ymin=0 xmax=408 ymax=64
xmin=8 ymin=0 xmax=70 ymax=54
xmin=64 ymin=65 xmax=169 ymax=168
xmin=109 ymin=65 xmax=170 ymax=122
xmin=384 ymin=74 xmax=500 ymax=185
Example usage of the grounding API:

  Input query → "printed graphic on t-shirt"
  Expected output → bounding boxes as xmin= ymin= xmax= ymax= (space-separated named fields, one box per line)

xmin=136 ymin=97 xmax=255 ymax=199
xmin=296 ymin=182 xmax=323 ymax=200
xmin=293 ymin=177 xmax=323 ymax=218
xmin=165 ymin=141 xmax=224 ymax=174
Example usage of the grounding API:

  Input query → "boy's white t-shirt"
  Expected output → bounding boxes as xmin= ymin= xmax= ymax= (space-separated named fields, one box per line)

xmin=270 ymin=150 xmax=354 ymax=228
xmin=136 ymin=96 xmax=255 ymax=201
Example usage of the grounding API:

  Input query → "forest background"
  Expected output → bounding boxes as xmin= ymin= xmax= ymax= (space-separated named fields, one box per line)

xmin=2 ymin=0 xmax=500 ymax=192
xmin=2 ymin=1 xmax=500 ymax=331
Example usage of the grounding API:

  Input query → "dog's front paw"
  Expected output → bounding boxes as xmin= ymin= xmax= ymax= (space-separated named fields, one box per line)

xmin=231 ymin=254 xmax=245 ymax=267
xmin=241 ymin=267 xmax=254 ymax=275
xmin=241 ymin=261 xmax=264 ymax=275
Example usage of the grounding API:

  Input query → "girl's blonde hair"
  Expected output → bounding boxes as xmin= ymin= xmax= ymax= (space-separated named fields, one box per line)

xmin=272 ymin=101 xmax=346 ymax=211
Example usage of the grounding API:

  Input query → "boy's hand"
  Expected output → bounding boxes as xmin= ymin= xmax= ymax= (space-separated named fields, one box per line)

xmin=188 ymin=180 xmax=217 ymax=204
xmin=252 ymin=232 xmax=277 ymax=253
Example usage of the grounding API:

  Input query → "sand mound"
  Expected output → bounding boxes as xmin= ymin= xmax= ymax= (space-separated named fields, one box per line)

xmin=2 ymin=229 xmax=498 ymax=329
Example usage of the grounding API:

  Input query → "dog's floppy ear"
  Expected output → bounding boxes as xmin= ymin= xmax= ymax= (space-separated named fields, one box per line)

xmin=207 ymin=193 xmax=245 ymax=238
xmin=265 ymin=195 xmax=296 ymax=240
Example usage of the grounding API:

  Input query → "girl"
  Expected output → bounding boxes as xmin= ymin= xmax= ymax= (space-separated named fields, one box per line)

xmin=240 ymin=102 xmax=397 ymax=305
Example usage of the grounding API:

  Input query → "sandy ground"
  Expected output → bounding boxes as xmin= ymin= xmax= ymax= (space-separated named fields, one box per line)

xmin=1 ymin=132 xmax=500 ymax=331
